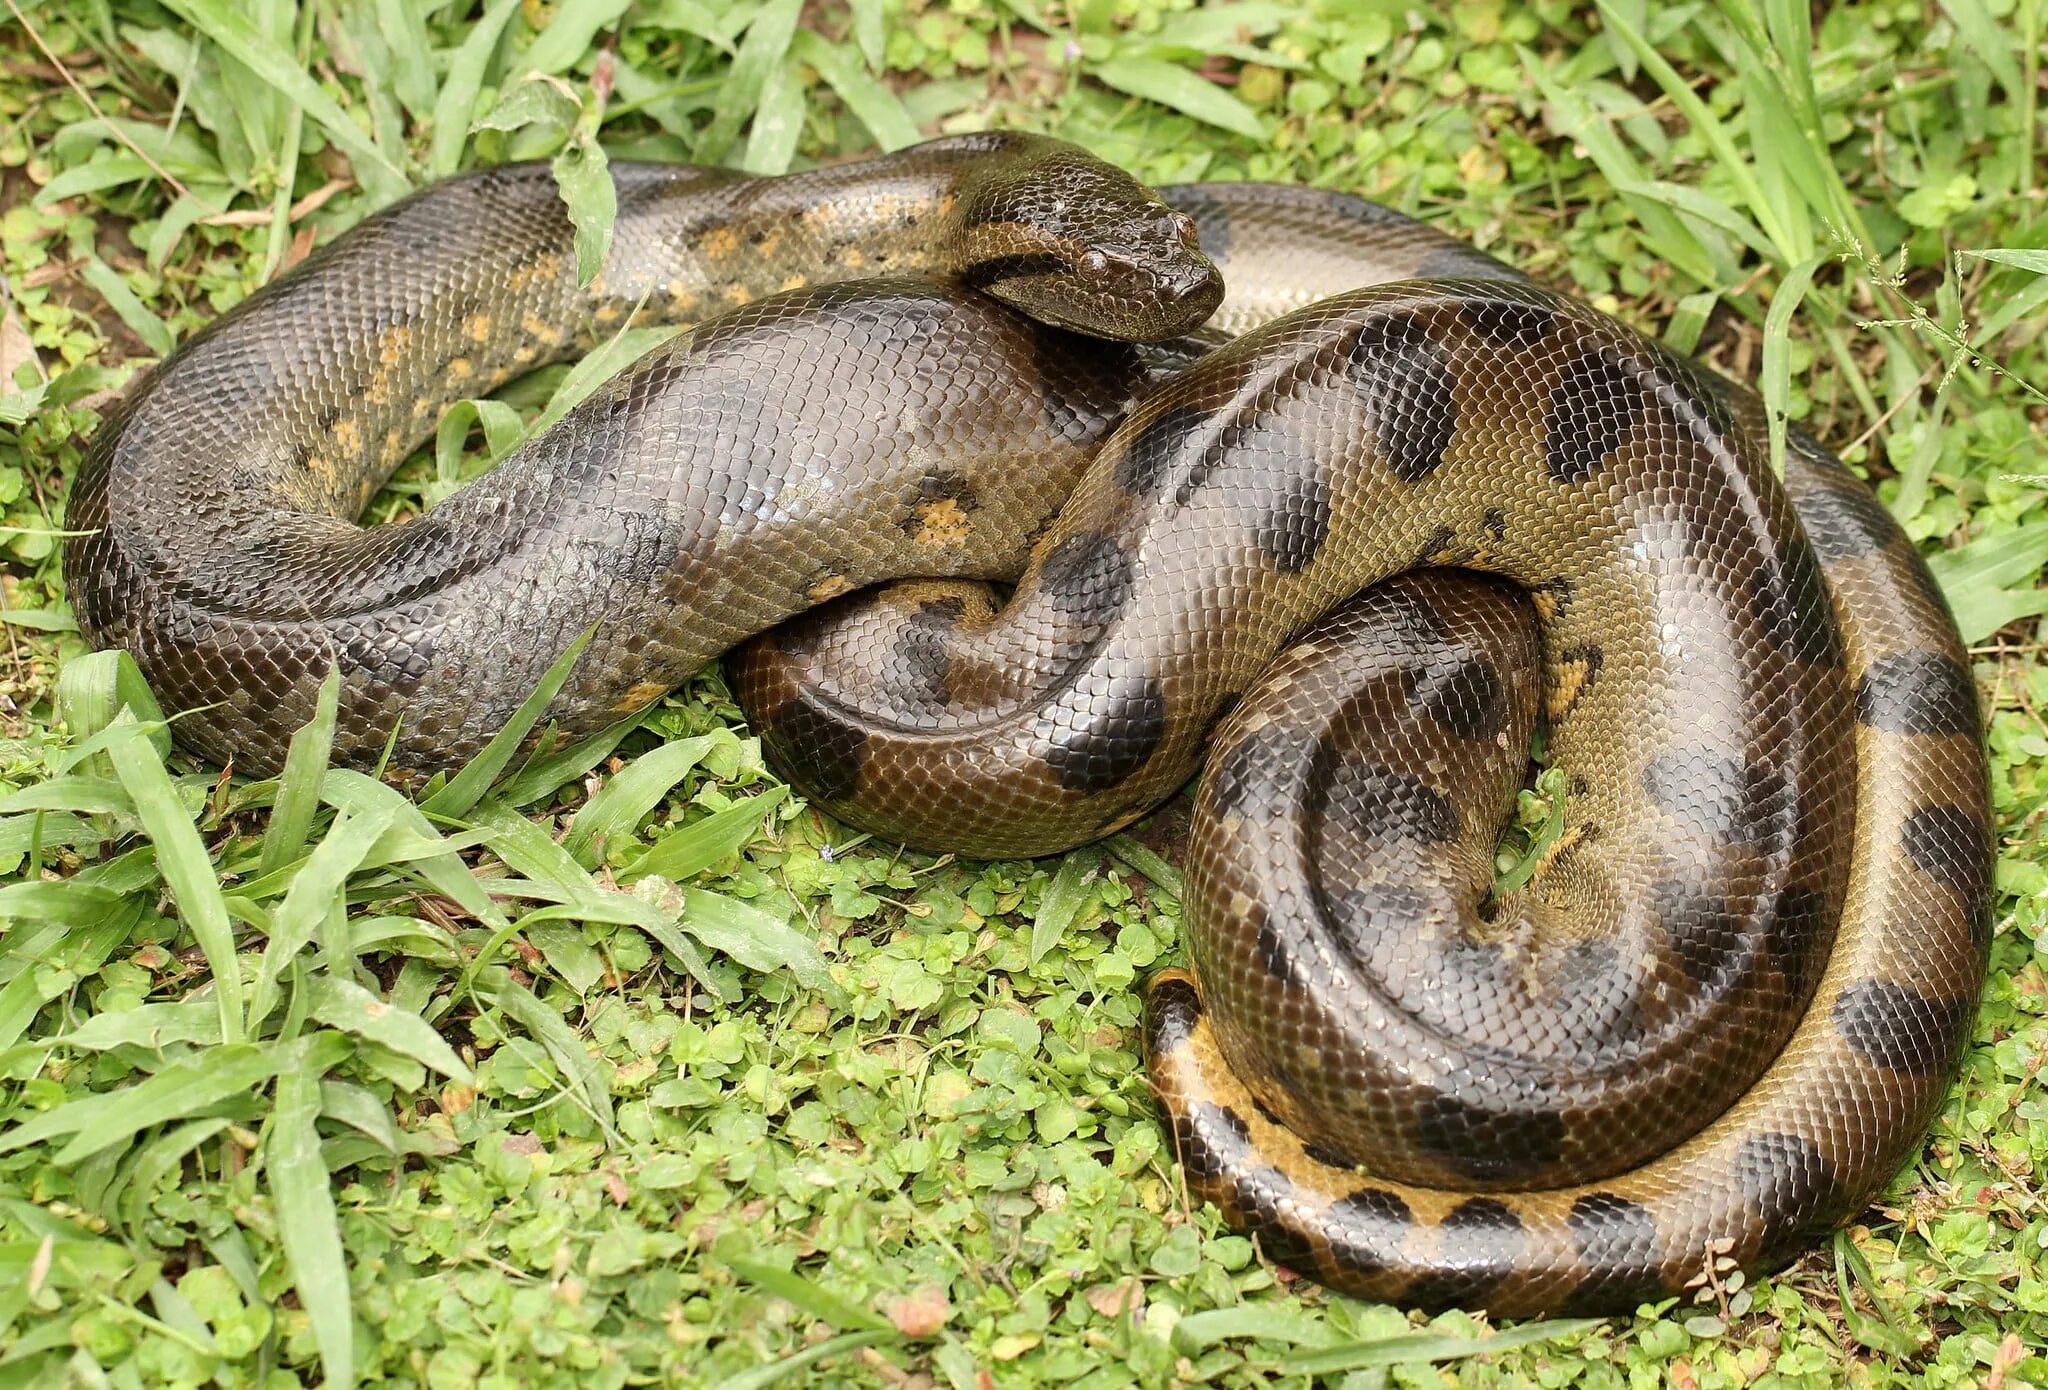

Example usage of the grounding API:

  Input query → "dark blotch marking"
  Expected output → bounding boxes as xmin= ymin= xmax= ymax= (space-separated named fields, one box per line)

xmin=1254 ymin=915 xmax=1304 ymax=988
xmin=1544 ymin=345 xmax=1645 ymax=484
xmin=1854 ymin=651 xmax=1980 ymax=736
xmin=1412 ymin=1092 xmax=1566 ymax=1183
xmin=1327 ymin=1187 xmax=1413 ymax=1275
xmin=883 ymin=601 xmax=960 ymax=710
xmin=1044 ymin=674 xmax=1169 ymax=792
xmin=1249 ymin=1203 xmax=1320 ymax=1272
xmin=1330 ymin=760 xmax=1460 ymax=843
xmin=1302 ymin=1140 xmax=1362 ymax=1171
xmin=1461 ymin=300 xmax=1558 ymax=348
xmin=762 ymin=688 xmax=867 ymax=804
xmin=1641 ymin=749 xmax=1794 ymax=849
xmin=1414 ymin=523 xmax=1459 ymax=565
xmin=1901 ymin=805 xmax=1993 ymax=906
xmin=1146 ymin=974 xmax=1203 ymax=1053
xmin=1346 ymin=313 xmax=1460 ymax=483
xmin=1405 ymin=1198 xmax=1525 ymax=1309
xmin=1559 ymin=1193 xmax=1669 ymax=1312
xmin=1174 ymin=1102 xmax=1253 ymax=1181
xmin=1206 ymin=722 xmax=1320 ymax=815
xmin=1832 ymin=979 xmax=1973 ymax=1074
xmin=899 ymin=470 xmax=979 ymax=529
xmin=1482 ymin=507 xmax=1509 ymax=544
xmin=1796 ymin=482 xmax=1899 ymax=562
xmin=1329 ymin=882 xmax=1434 ymax=952
xmin=1403 ymin=648 xmax=1507 ymax=741
xmin=1732 ymin=1131 xmax=1840 ymax=1258
xmin=1035 ymin=531 xmax=1134 ymax=625
xmin=1651 ymin=878 xmax=1752 ymax=989
xmin=1255 ymin=467 xmax=1333 ymax=572
xmin=1117 ymin=399 xmax=1211 ymax=497
xmin=1766 ymin=885 xmax=1830 ymax=1004
xmin=1749 ymin=540 xmax=1845 ymax=669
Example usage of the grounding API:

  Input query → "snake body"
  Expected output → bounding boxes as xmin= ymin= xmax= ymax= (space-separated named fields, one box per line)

xmin=65 ymin=138 xmax=1990 ymax=1316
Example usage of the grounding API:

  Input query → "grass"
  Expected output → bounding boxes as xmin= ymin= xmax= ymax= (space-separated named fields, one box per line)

xmin=1 ymin=0 xmax=2045 ymax=1385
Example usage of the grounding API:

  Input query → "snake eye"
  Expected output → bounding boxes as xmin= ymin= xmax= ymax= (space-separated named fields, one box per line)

xmin=1081 ymin=249 xmax=1110 ymax=275
xmin=1169 ymin=212 xmax=1199 ymax=246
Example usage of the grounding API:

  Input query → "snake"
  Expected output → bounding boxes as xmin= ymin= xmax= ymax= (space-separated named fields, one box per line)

xmin=64 ymin=133 xmax=1991 ymax=1317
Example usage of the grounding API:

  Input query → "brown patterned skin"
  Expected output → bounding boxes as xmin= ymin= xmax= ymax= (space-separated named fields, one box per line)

xmin=730 ymin=186 xmax=1991 ymax=1313
xmin=65 ymin=140 xmax=1989 ymax=1316
xmin=63 ymin=134 xmax=1218 ymax=775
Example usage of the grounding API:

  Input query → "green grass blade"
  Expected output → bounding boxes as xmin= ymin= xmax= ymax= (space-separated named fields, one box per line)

xmin=307 ymin=976 xmax=474 ymax=1083
xmin=428 ymin=0 xmax=521 ymax=176
xmin=621 ymin=786 xmax=784 ymax=883
xmin=420 ymin=626 xmax=596 ymax=820
xmin=724 ymin=1258 xmax=894 ymax=1334
xmin=681 ymin=888 xmax=831 ymax=991
xmin=104 ymin=712 xmax=244 ymax=1044
xmin=158 ymin=0 xmax=410 ymax=200
xmin=252 ymin=803 xmax=401 ymax=1023
xmin=259 ymin=667 xmax=340 ymax=876
xmin=563 ymin=734 xmax=718 ymax=865
xmin=473 ymin=969 xmax=617 ymax=1139
xmin=1278 ymin=1319 xmax=1608 ymax=1374
xmin=1030 ymin=846 xmax=1102 ymax=965
xmin=78 ymin=258 xmax=175 ymax=356
xmin=1090 ymin=57 xmax=1267 ymax=140
xmin=45 ymin=1044 xmax=289 ymax=1165
xmin=1762 ymin=254 xmax=1828 ymax=475
xmin=790 ymin=31 xmax=917 ymax=151
xmin=697 ymin=0 xmax=802 ymax=164
xmin=269 ymin=1058 xmax=355 ymax=1388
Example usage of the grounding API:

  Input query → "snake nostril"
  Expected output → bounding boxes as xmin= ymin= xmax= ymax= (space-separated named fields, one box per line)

xmin=1171 ymin=212 xmax=1199 ymax=245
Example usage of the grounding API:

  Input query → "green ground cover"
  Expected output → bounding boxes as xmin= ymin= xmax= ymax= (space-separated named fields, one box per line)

xmin=1 ymin=0 xmax=2044 ymax=1385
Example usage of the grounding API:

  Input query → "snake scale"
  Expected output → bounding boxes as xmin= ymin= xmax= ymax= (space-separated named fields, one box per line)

xmin=65 ymin=134 xmax=1991 ymax=1316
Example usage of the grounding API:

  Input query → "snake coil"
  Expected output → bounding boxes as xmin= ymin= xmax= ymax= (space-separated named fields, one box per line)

xmin=66 ymin=135 xmax=1990 ymax=1316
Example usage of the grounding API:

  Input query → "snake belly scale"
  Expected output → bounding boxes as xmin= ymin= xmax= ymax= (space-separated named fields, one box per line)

xmin=64 ymin=137 xmax=1991 ymax=1317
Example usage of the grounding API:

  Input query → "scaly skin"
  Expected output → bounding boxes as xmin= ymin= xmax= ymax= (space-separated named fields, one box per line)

xmin=67 ymin=142 xmax=1990 ymax=1315
xmin=728 ymin=182 xmax=1990 ymax=1314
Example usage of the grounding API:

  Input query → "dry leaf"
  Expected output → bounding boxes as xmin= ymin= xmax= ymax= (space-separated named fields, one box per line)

xmin=880 ymin=1284 xmax=950 ymax=1338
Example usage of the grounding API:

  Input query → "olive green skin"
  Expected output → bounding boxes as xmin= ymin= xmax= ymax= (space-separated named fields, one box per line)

xmin=730 ymin=188 xmax=1990 ymax=1313
xmin=64 ymin=134 xmax=1217 ymax=776
xmin=65 ymin=140 xmax=1990 ymax=1316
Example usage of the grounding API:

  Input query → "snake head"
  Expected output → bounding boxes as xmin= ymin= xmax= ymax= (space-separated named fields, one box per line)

xmin=950 ymin=134 xmax=1223 ymax=342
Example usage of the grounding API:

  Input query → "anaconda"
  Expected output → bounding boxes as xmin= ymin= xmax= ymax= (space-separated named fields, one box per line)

xmin=64 ymin=135 xmax=1991 ymax=1317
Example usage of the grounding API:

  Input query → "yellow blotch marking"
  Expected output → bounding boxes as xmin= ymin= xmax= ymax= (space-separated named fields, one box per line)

xmin=1546 ymin=653 xmax=1598 ymax=722
xmin=508 ymin=253 xmax=563 ymax=290
xmin=1531 ymin=587 xmax=1564 ymax=623
xmin=521 ymin=311 xmax=565 ymax=344
xmin=779 ymin=273 xmax=808 ymax=292
xmin=382 ymin=427 xmax=404 ymax=458
xmin=701 ymin=226 xmax=740 ymax=259
xmin=332 ymin=419 xmax=363 ymax=453
xmin=754 ymin=228 xmax=783 ymax=258
xmin=911 ymin=499 xmax=974 ymax=548
xmin=723 ymin=284 xmax=754 ymax=305
xmin=512 ymin=345 xmax=539 ymax=365
xmin=935 ymin=192 xmax=958 ymax=218
xmin=593 ymin=304 xmax=624 ymax=325
xmin=378 ymin=325 xmax=413 ymax=366
xmin=464 ymin=313 xmax=495 ymax=343
xmin=364 ymin=369 xmax=395 ymax=405
xmin=837 ymin=247 xmax=867 ymax=271
xmin=807 ymin=574 xmax=856 ymax=602
xmin=611 ymin=680 xmax=668 ymax=714
xmin=447 ymin=357 xmax=474 ymax=382
xmin=1532 ymin=825 xmax=1585 ymax=877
